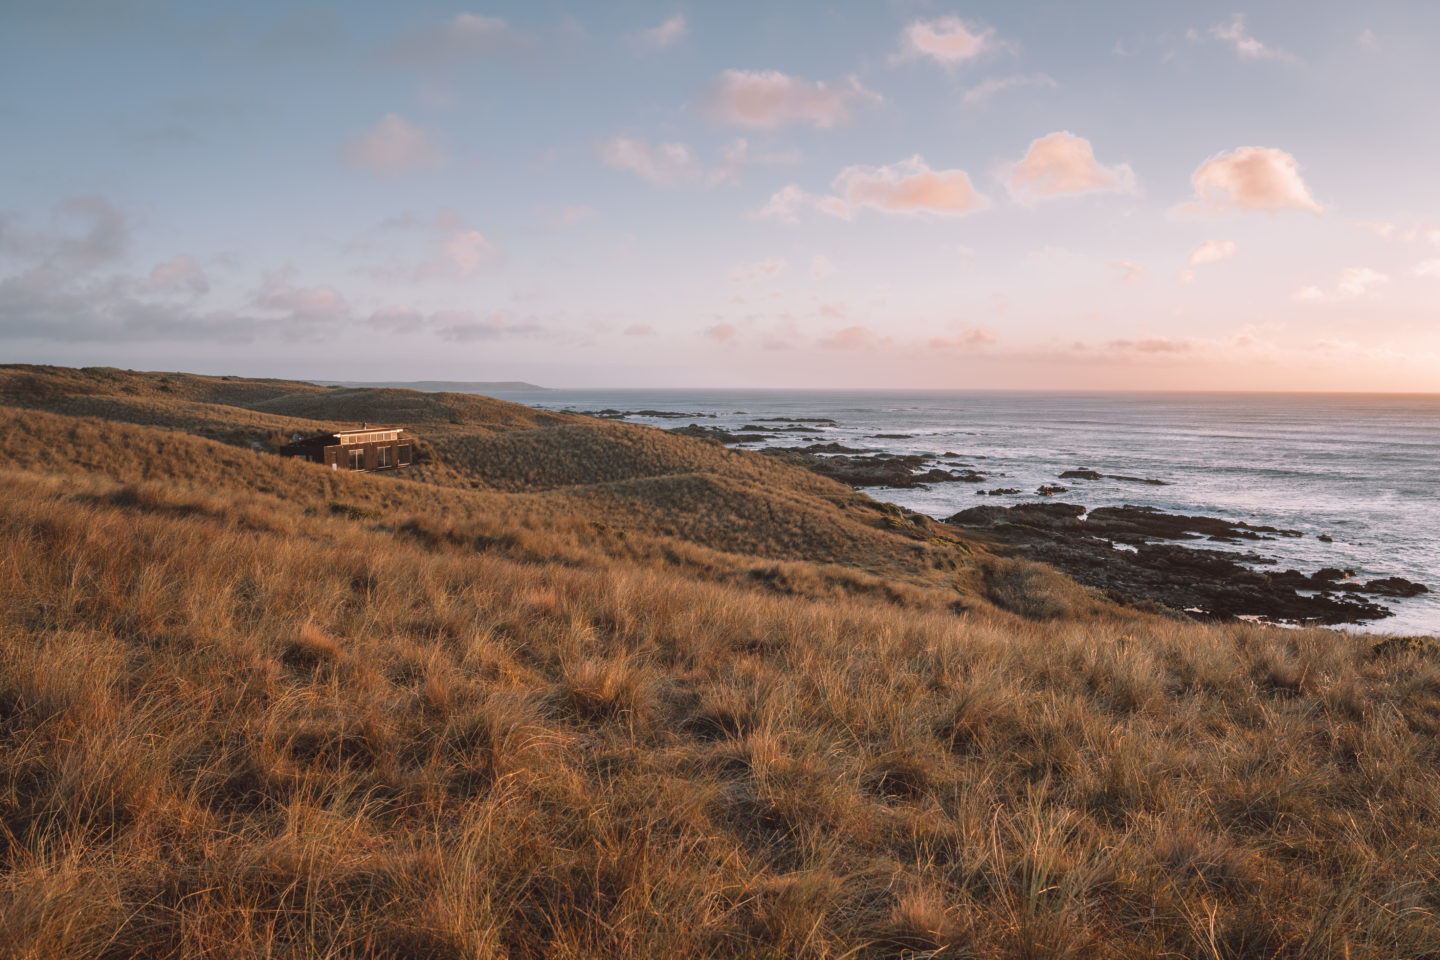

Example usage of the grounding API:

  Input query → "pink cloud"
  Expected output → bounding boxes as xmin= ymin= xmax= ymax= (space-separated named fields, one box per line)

xmin=729 ymin=257 xmax=787 ymax=285
xmin=599 ymin=136 xmax=700 ymax=185
xmin=624 ymin=323 xmax=656 ymax=336
xmin=823 ymin=326 xmax=887 ymax=349
xmin=703 ymin=323 xmax=738 ymax=342
xmin=256 ymin=275 xmax=348 ymax=320
xmin=1005 ymin=132 xmax=1136 ymax=202
xmin=1110 ymin=260 xmax=1147 ymax=284
xmin=147 ymin=254 xmax=208 ymax=295
xmin=703 ymin=70 xmax=879 ymax=129
xmin=895 ymin=16 xmax=996 ymax=65
xmin=834 ymin=156 xmax=988 ymax=217
xmin=928 ymin=328 xmax=996 ymax=349
xmin=1188 ymin=239 xmax=1236 ymax=266
xmin=341 ymin=114 xmax=448 ymax=177
xmin=436 ymin=309 xmax=543 ymax=341
xmin=1185 ymin=146 xmax=1322 ymax=214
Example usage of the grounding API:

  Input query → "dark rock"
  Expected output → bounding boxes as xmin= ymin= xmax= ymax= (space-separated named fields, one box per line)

xmin=940 ymin=501 xmax=1395 ymax=625
xmin=751 ymin=416 xmax=838 ymax=424
xmin=1317 ymin=534 xmax=1334 ymax=543
xmin=1059 ymin=468 xmax=1168 ymax=485
xmin=945 ymin=505 xmax=1010 ymax=526
xmin=801 ymin=442 xmax=867 ymax=454
xmin=1084 ymin=505 xmax=1302 ymax=544
xmin=975 ymin=487 xmax=1021 ymax=496
xmin=874 ymin=433 xmax=914 ymax=439
xmin=1355 ymin=577 xmax=1429 ymax=598
xmin=1312 ymin=568 xmax=1355 ymax=583
xmin=762 ymin=449 xmax=985 ymax=488
xmin=1036 ymin=484 xmax=1069 ymax=496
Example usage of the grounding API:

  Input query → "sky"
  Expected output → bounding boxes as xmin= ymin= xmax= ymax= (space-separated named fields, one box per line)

xmin=2 ymin=1 xmax=1439 ymax=391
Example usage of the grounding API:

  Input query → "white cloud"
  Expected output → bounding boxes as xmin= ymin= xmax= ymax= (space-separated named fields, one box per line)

xmin=341 ymin=114 xmax=448 ymax=177
xmin=810 ymin=254 xmax=836 ymax=280
xmin=729 ymin=257 xmax=788 ymax=285
xmin=751 ymin=185 xmax=814 ymax=225
xmin=1337 ymin=267 xmax=1388 ymax=297
xmin=962 ymin=73 xmax=1056 ymax=105
xmin=1183 ymin=146 xmax=1322 ymax=214
xmin=1209 ymin=14 xmax=1296 ymax=62
xmin=708 ymin=138 xmax=802 ymax=185
xmin=1005 ymin=132 xmax=1136 ymax=202
xmin=599 ymin=136 xmax=701 ymax=186
xmin=1294 ymin=267 xmax=1389 ymax=302
xmin=1188 ymin=239 xmax=1236 ymax=266
xmin=703 ymin=70 xmax=880 ymax=129
xmin=1415 ymin=259 xmax=1440 ymax=278
xmin=895 ymin=16 xmax=996 ymax=66
xmin=636 ymin=15 xmax=686 ymax=51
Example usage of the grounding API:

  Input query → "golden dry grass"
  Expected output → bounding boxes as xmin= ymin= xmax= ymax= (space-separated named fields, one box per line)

xmin=1 ymin=365 xmax=1437 ymax=959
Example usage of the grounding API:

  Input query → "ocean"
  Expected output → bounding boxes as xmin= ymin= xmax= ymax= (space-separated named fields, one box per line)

xmin=482 ymin=388 xmax=1440 ymax=635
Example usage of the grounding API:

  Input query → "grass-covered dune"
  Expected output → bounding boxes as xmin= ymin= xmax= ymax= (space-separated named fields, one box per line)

xmin=1 ymin=364 xmax=1437 ymax=959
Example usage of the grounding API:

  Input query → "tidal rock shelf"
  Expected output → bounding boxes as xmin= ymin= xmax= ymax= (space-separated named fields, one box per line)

xmin=944 ymin=502 xmax=1427 ymax=625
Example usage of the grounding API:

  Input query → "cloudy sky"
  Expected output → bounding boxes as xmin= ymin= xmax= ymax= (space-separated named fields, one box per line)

xmin=3 ymin=1 xmax=1439 ymax=390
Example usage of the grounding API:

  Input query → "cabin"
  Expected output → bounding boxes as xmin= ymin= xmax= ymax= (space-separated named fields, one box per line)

xmin=280 ymin=424 xmax=414 ymax=472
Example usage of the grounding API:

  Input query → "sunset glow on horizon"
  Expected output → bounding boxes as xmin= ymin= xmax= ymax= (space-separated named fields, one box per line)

xmin=3 ymin=1 xmax=1439 ymax=391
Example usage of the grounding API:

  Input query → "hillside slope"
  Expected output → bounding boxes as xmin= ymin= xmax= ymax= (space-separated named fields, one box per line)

xmin=1 ymin=365 xmax=1437 ymax=959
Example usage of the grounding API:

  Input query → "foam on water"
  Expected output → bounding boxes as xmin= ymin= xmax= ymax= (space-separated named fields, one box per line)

xmin=488 ymin=388 xmax=1440 ymax=635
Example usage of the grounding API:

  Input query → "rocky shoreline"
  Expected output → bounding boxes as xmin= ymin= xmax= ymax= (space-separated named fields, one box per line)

xmin=943 ymin=502 xmax=1427 ymax=625
xmin=658 ymin=417 xmax=1427 ymax=626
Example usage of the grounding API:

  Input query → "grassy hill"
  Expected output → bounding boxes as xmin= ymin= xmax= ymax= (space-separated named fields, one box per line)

xmin=1 ymin=364 xmax=1437 ymax=959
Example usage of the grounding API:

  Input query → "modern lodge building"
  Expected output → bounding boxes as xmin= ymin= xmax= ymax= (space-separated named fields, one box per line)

xmin=280 ymin=425 xmax=414 ymax=472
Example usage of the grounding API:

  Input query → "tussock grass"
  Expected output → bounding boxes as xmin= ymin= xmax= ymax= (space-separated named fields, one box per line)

xmin=0 ymin=365 xmax=1437 ymax=958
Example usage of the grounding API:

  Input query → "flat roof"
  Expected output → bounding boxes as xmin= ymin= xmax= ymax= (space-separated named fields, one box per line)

xmin=333 ymin=425 xmax=404 ymax=435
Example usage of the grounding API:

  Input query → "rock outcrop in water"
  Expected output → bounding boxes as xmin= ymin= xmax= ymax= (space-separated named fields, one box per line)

xmin=764 ymin=448 xmax=985 ymax=488
xmin=943 ymin=502 xmax=1426 ymax=624
xmin=1059 ymin=468 xmax=1169 ymax=485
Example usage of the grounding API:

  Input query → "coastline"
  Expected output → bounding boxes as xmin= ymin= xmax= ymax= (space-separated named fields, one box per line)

xmin=503 ymin=389 xmax=1440 ymax=632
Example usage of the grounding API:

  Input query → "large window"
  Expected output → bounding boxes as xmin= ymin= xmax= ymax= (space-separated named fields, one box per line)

xmin=397 ymin=442 xmax=412 ymax=465
xmin=376 ymin=445 xmax=393 ymax=469
xmin=349 ymin=448 xmax=365 ymax=470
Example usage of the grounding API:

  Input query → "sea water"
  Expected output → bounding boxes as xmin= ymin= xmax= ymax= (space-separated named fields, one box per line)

xmin=482 ymin=388 xmax=1440 ymax=636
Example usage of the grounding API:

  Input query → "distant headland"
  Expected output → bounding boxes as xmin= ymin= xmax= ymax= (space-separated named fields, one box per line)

xmin=311 ymin=379 xmax=551 ymax=392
